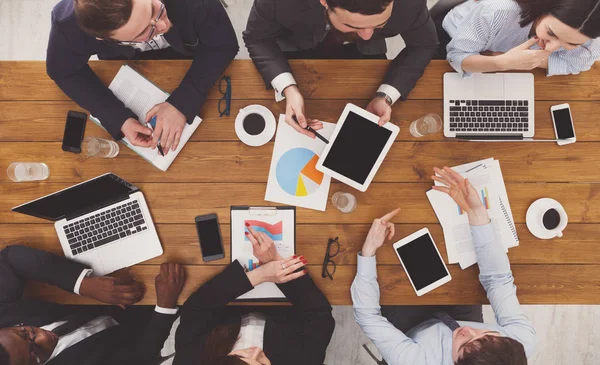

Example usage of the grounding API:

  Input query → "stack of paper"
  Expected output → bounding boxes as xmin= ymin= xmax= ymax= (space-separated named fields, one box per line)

xmin=90 ymin=65 xmax=202 ymax=171
xmin=426 ymin=158 xmax=519 ymax=269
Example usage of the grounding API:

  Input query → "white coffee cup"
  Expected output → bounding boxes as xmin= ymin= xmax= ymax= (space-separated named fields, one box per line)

xmin=526 ymin=198 xmax=568 ymax=240
xmin=540 ymin=207 xmax=568 ymax=238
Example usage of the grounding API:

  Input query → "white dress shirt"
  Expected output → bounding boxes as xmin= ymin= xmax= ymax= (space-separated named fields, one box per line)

xmin=231 ymin=313 xmax=267 ymax=351
xmin=130 ymin=34 xmax=172 ymax=52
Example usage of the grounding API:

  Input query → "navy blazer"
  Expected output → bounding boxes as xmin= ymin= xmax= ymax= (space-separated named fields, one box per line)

xmin=47 ymin=0 xmax=239 ymax=140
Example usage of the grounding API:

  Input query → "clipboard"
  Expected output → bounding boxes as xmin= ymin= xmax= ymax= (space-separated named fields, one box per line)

xmin=230 ymin=206 xmax=296 ymax=302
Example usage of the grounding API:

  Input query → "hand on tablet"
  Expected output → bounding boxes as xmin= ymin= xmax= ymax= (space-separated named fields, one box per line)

xmin=431 ymin=166 xmax=490 ymax=226
xmin=361 ymin=208 xmax=401 ymax=257
xmin=366 ymin=97 xmax=392 ymax=126
xmin=283 ymin=85 xmax=323 ymax=138
xmin=245 ymin=223 xmax=282 ymax=264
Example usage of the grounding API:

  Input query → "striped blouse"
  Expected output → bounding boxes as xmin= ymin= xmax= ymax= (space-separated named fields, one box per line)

xmin=442 ymin=0 xmax=600 ymax=77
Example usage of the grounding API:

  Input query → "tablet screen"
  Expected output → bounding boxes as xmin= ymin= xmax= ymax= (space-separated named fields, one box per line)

xmin=322 ymin=111 xmax=392 ymax=184
xmin=396 ymin=234 xmax=449 ymax=291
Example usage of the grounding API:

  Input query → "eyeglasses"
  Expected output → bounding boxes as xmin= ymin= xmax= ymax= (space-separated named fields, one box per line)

xmin=321 ymin=237 xmax=339 ymax=280
xmin=16 ymin=326 xmax=42 ymax=365
xmin=219 ymin=76 xmax=232 ymax=117
xmin=117 ymin=0 xmax=165 ymax=45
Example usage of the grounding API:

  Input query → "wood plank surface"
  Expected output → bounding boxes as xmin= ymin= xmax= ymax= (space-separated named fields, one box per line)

xmin=2 ymin=182 xmax=600 ymax=225
xmin=1 ymin=61 xmax=599 ymax=102
xmin=2 ymin=60 xmax=599 ymax=305
xmin=1 ymin=141 xmax=600 ymax=183
xmin=2 ymin=223 xmax=599 ymax=266
xmin=22 ymin=264 xmax=600 ymax=305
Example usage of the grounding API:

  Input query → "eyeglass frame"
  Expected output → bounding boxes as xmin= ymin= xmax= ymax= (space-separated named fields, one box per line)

xmin=321 ymin=236 xmax=340 ymax=280
xmin=14 ymin=325 xmax=42 ymax=365
xmin=218 ymin=76 xmax=232 ymax=117
xmin=114 ymin=0 xmax=166 ymax=46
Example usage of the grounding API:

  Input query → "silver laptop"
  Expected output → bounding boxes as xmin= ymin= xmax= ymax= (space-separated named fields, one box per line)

xmin=444 ymin=73 xmax=535 ymax=140
xmin=12 ymin=173 xmax=163 ymax=276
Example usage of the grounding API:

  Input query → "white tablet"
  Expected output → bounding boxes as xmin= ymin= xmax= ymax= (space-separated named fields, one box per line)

xmin=316 ymin=103 xmax=399 ymax=192
xmin=392 ymin=228 xmax=452 ymax=296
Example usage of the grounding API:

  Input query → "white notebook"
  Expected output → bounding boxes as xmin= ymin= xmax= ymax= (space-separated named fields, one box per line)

xmin=90 ymin=65 xmax=202 ymax=171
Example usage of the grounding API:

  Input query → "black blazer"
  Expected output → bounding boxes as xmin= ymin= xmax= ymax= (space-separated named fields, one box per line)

xmin=0 ymin=245 xmax=176 ymax=365
xmin=46 ymin=0 xmax=239 ymax=140
xmin=174 ymin=261 xmax=335 ymax=365
xmin=243 ymin=0 xmax=439 ymax=99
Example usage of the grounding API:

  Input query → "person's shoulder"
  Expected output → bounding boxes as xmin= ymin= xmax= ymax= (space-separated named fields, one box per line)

xmin=476 ymin=0 xmax=522 ymax=18
xmin=51 ymin=0 xmax=77 ymax=25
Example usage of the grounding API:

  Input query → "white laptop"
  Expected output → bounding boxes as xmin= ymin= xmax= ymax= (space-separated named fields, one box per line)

xmin=444 ymin=73 xmax=535 ymax=140
xmin=12 ymin=173 xmax=163 ymax=275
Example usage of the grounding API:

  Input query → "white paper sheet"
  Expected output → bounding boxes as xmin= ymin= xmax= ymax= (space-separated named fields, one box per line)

xmin=265 ymin=116 xmax=335 ymax=211
xmin=91 ymin=65 xmax=202 ymax=171
xmin=230 ymin=208 xmax=295 ymax=300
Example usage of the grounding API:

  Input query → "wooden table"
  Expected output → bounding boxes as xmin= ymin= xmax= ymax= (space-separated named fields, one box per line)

xmin=1 ymin=60 xmax=599 ymax=306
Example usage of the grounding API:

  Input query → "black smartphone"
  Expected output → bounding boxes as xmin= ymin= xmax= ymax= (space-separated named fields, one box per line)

xmin=195 ymin=213 xmax=225 ymax=261
xmin=62 ymin=111 xmax=87 ymax=153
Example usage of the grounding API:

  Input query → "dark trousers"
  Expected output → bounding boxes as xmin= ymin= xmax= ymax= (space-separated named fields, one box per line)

xmin=283 ymin=43 xmax=387 ymax=60
xmin=381 ymin=305 xmax=483 ymax=333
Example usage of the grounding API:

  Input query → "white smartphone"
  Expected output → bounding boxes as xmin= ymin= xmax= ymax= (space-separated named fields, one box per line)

xmin=392 ymin=228 xmax=451 ymax=296
xmin=550 ymin=103 xmax=576 ymax=146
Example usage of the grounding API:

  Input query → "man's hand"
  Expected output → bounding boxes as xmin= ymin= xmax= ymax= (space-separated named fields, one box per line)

xmin=79 ymin=274 xmax=145 ymax=306
xmin=361 ymin=208 xmax=401 ymax=257
xmin=497 ymin=38 xmax=551 ymax=71
xmin=145 ymin=102 xmax=187 ymax=154
xmin=245 ymin=223 xmax=283 ymax=264
xmin=366 ymin=97 xmax=392 ymax=126
xmin=431 ymin=166 xmax=490 ymax=226
xmin=283 ymin=85 xmax=323 ymax=138
xmin=121 ymin=118 xmax=153 ymax=147
xmin=155 ymin=262 xmax=186 ymax=309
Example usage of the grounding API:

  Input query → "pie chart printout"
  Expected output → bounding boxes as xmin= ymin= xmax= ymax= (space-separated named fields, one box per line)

xmin=276 ymin=148 xmax=324 ymax=197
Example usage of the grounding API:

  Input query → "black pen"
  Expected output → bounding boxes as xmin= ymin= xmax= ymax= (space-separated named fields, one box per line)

xmin=292 ymin=115 xmax=329 ymax=144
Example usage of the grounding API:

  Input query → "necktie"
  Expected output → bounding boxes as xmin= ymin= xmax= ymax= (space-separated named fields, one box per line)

xmin=433 ymin=312 xmax=461 ymax=332
xmin=52 ymin=311 xmax=99 ymax=337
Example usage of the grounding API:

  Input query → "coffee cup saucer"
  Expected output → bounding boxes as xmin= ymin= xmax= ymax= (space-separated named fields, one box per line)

xmin=235 ymin=105 xmax=276 ymax=147
xmin=526 ymin=198 xmax=567 ymax=239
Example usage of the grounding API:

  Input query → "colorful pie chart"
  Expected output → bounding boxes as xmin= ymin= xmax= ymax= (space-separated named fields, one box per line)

xmin=276 ymin=148 xmax=324 ymax=197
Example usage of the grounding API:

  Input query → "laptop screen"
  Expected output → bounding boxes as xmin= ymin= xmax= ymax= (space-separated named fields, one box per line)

xmin=12 ymin=174 xmax=136 ymax=221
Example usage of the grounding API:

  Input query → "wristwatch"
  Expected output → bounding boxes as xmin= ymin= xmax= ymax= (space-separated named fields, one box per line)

xmin=375 ymin=91 xmax=393 ymax=106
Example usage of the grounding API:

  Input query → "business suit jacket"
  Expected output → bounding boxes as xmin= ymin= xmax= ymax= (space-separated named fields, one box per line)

xmin=243 ymin=0 xmax=439 ymax=99
xmin=173 ymin=261 xmax=335 ymax=365
xmin=46 ymin=0 xmax=238 ymax=140
xmin=0 ymin=245 xmax=176 ymax=365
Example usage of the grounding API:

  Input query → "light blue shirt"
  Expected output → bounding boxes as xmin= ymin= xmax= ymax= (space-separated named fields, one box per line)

xmin=351 ymin=222 xmax=537 ymax=365
xmin=442 ymin=0 xmax=600 ymax=77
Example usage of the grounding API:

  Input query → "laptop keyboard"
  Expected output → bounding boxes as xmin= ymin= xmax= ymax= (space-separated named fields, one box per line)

xmin=63 ymin=200 xmax=147 ymax=256
xmin=448 ymin=100 xmax=531 ymax=133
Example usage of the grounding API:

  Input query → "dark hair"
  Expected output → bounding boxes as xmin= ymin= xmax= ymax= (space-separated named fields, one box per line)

xmin=197 ymin=324 xmax=246 ymax=365
xmin=325 ymin=0 xmax=393 ymax=15
xmin=0 ymin=343 xmax=9 ymax=365
xmin=74 ymin=0 xmax=134 ymax=39
xmin=456 ymin=335 xmax=527 ymax=365
xmin=516 ymin=0 xmax=600 ymax=39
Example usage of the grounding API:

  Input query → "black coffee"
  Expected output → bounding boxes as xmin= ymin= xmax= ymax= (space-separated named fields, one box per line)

xmin=542 ymin=209 xmax=561 ymax=230
xmin=243 ymin=113 xmax=266 ymax=136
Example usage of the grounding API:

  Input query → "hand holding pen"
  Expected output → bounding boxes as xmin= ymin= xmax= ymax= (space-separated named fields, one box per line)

xmin=147 ymin=116 xmax=165 ymax=157
xmin=292 ymin=115 xmax=329 ymax=144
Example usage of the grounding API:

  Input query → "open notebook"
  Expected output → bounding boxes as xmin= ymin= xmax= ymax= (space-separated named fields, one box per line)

xmin=90 ymin=65 xmax=202 ymax=171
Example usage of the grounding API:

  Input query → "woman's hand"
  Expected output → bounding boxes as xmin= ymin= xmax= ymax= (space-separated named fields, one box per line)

xmin=497 ymin=37 xmax=551 ymax=70
xmin=361 ymin=208 xmax=401 ymax=257
xmin=247 ymin=256 xmax=307 ymax=286
xmin=245 ymin=223 xmax=282 ymax=264
xmin=431 ymin=166 xmax=490 ymax=226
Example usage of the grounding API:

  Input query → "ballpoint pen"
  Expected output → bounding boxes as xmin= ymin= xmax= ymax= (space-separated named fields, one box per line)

xmin=148 ymin=116 xmax=165 ymax=157
xmin=292 ymin=115 xmax=329 ymax=144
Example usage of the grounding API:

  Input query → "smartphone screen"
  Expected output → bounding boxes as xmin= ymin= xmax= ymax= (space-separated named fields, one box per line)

xmin=552 ymin=108 xmax=575 ymax=139
xmin=63 ymin=112 xmax=87 ymax=152
xmin=196 ymin=217 xmax=224 ymax=258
